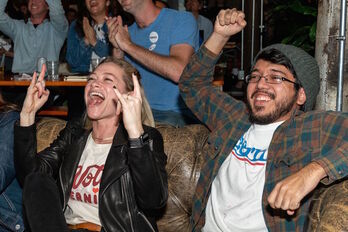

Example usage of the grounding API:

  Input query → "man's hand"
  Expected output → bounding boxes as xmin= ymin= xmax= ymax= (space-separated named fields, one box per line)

xmin=83 ymin=17 xmax=97 ymax=46
xmin=214 ymin=9 xmax=247 ymax=39
xmin=268 ymin=162 xmax=327 ymax=215
xmin=205 ymin=9 xmax=246 ymax=54
xmin=106 ymin=16 xmax=132 ymax=52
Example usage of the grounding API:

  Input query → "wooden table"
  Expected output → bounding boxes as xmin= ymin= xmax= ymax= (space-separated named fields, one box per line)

xmin=0 ymin=74 xmax=87 ymax=87
xmin=0 ymin=74 xmax=87 ymax=117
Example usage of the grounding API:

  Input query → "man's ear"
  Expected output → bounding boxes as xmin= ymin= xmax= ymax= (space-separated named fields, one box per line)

xmin=106 ymin=0 xmax=110 ymax=7
xmin=296 ymin=87 xmax=306 ymax=106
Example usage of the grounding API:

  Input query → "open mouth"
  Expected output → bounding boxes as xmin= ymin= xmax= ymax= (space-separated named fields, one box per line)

xmin=252 ymin=91 xmax=275 ymax=106
xmin=88 ymin=91 xmax=105 ymax=105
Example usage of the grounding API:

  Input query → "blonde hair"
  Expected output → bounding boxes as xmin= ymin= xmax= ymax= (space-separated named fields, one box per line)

xmin=97 ymin=57 xmax=155 ymax=127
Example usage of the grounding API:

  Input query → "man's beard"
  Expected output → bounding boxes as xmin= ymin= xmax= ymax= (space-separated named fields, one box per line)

xmin=247 ymin=90 xmax=298 ymax=125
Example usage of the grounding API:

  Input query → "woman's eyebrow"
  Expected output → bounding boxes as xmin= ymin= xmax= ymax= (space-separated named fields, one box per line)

xmin=103 ymin=72 xmax=117 ymax=78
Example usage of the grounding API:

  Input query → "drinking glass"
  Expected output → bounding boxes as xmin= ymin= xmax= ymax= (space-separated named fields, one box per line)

xmin=46 ymin=60 xmax=59 ymax=80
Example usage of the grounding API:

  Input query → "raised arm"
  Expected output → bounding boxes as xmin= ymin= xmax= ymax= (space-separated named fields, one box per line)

xmin=179 ymin=9 xmax=247 ymax=129
xmin=113 ymin=74 xmax=167 ymax=209
xmin=20 ymin=65 xmax=49 ymax=126
xmin=0 ymin=0 xmax=20 ymax=39
xmin=46 ymin=0 xmax=68 ymax=37
xmin=205 ymin=9 xmax=247 ymax=55
xmin=107 ymin=15 xmax=196 ymax=83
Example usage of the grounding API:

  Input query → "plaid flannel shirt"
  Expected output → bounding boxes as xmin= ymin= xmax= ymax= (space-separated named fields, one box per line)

xmin=179 ymin=46 xmax=348 ymax=231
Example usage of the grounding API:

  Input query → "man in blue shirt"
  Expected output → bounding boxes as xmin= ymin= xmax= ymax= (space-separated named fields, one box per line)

xmin=107 ymin=0 xmax=199 ymax=126
xmin=0 ymin=0 xmax=68 ymax=73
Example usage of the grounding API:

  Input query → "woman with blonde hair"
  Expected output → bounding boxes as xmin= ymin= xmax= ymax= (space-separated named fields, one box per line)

xmin=14 ymin=58 xmax=167 ymax=232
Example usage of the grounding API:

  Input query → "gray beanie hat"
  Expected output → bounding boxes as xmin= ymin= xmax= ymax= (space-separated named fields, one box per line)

xmin=254 ymin=44 xmax=320 ymax=111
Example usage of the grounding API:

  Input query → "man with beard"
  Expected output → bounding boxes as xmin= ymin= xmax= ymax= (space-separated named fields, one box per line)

xmin=179 ymin=9 xmax=348 ymax=232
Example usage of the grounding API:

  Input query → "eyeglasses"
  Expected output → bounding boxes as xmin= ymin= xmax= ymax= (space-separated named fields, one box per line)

xmin=245 ymin=74 xmax=299 ymax=86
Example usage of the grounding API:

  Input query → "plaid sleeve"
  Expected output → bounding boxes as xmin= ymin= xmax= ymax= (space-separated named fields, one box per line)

xmin=313 ymin=112 xmax=348 ymax=184
xmin=179 ymin=46 xmax=247 ymax=130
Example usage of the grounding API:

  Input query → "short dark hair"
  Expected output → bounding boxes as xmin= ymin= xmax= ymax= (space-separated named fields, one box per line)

xmin=255 ymin=48 xmax=297 ymax=82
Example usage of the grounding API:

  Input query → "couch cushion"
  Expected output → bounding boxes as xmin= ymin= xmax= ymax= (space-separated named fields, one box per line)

xmin=308 ymin=179 xmax=348 ymax=231
xmin=156 ymin=124 xmax=209 ymax=232
xmin=36 ymin=117 xmax=67 ymax=152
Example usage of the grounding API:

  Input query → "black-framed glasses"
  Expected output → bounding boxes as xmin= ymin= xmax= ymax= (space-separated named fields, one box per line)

xmin=245 ymin=74 xmax=300 ymax=86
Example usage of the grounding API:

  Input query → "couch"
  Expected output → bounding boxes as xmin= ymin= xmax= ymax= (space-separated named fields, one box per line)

xmin=36 ymin=117 xmax=348 ymax=232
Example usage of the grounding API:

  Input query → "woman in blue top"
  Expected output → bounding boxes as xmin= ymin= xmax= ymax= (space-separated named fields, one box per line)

xmin=66 ymin=0 xmax=126 ymax=73
xmin=65 ymin=0 xmax=133 ymax=120
xmin=66 ymin=0 xmax=111 ymax=73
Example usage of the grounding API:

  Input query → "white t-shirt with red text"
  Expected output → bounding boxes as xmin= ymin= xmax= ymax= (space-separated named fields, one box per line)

xmin=64 ymin=133 xmax=111 ymax=226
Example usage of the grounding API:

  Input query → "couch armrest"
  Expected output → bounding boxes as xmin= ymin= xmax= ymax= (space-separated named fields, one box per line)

xmin=308 ymin=178 xmax=348 ymax=231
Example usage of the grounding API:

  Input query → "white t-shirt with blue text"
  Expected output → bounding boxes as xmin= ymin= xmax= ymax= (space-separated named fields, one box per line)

xmin=203 ymin=121 xmax=284 ymax=232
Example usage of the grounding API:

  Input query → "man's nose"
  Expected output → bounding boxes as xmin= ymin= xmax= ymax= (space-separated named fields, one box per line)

xmin=255 ymin=76 xmax=269 ymax=88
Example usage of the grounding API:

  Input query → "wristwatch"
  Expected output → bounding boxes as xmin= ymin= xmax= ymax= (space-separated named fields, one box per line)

xmin=128 ymin=132 xmax=149 ymax=148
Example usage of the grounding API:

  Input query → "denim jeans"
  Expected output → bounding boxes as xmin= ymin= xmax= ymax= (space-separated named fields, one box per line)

xmin=0 ymin=111 xmax=24 ymax=232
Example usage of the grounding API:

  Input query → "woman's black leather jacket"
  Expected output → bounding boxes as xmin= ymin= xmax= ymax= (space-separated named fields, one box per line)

xmin=14 ymin=120 xmax=168 ymax=232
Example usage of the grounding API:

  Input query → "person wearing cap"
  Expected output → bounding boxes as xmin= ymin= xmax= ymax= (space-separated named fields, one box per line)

xmin=179 ymin=9 xmax=348 ymax=231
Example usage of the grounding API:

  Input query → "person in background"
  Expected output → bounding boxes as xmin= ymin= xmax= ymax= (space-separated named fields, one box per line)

xmin=107 ymin=0 xmax=199 ymax=127
xmin=66 ymin=7 xmax=77 ymax=25
xmin=153 ymin=0 xmax=169 ymax=9
xmin=14 ymin=58 xmax=167 ymax=232
xmin=185 ymin=0 xmax=213 ymax=45
xmin=18 ymin=2 xmax=29 ymax=22
xmin=66 ymin=0 xmax=113 ymax=73
xmin=0 ymin=0 xmax=68 ymax=73
xmin=65 ymin=0 xmax=132 ymax=120
xmin=179 ymin=9 xmax=347 ymax=231
xmin=0 ymin=93 xmax=24 ymax=232
xmin=4 ymin=0 xmax=22 ymax=20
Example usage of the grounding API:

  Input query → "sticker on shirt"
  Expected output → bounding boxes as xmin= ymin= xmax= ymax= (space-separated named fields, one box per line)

xmin=70 ymin=164 xmax=104 ymax=205
xmin=149 ymin=44 xmax=156 ymax=51
xmin=149 ymin=31 xmax=159 ymax=43
xmin=232 ymin=136 xmax=267 ymax=166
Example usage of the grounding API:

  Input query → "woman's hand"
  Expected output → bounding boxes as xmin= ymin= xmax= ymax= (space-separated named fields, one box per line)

xmin=20 ymin=64 xmax=50 ymax=126
xmin=83 ymin=17 xmax=97 ymax=46
xmin=113 ymin=73 xmax=144 ymax=138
